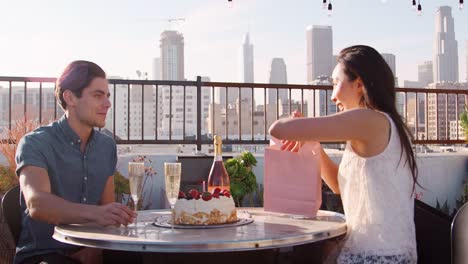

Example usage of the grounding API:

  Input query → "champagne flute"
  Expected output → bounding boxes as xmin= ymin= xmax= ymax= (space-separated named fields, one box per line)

xmin=128 ymin=161 xmax=145 ymax=227
xmin=164 ymin=162 xmax=181 ymax=232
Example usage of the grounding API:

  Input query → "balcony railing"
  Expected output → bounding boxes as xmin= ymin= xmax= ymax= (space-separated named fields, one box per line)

xmin=1 ymin=76 xmax=467 ymax=150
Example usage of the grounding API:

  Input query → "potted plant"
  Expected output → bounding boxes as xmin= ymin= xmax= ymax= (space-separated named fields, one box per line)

xmin=224 ymin=151 xmax=258 ymax=207
xmin=460 ymin=105 xmax=468 ymax=141
xmin=0 ymin=118 xmax=41 ymax=263
xmin=115 ymin=155 xmax=156 ymax=210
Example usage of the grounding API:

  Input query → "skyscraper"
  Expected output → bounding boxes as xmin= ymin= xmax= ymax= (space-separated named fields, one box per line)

xmin=159 ymin=31 xmax=191 ymax=138
xmin=216 ymin=33 xmax=254 ymax=107
xmin=418 ymin=61 xmax=433 ymax=86
xmin=240 ymin=32 xmax=254 ymax=83
xmin=160 ymin=30 xmax=184 ymax=81
xmin=466 ymin=40 xmax=468 ymax=81
xmin=381 ymin=53 xmax=396 ymax=76
xmin=152 ymin=57 xmax=162 ymax=80
xmin=381 ymin=53 xmax=399 ymax=86
xmin=268 ymin=58 xmax=288 ymax=105
xmin=306 ymin=25 xmax=333 ymax=83
xmin=433 ymin=6 xmax=458 ymax=83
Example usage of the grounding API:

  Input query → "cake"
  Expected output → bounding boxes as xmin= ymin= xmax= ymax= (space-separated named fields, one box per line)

xmin=173 ymin=188 xmax=238 ymax=225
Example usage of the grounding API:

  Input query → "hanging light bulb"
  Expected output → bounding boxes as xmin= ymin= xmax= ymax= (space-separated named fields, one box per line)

xmin=328 ymin=2 xmax=333 ymax=16
xmin=322 ymin=0 xmax=327 ymax=9
xmin=460 ymin=0 xmax=464 ymax=10
xmin=412 ymin=0 xmax=416 ymax=9
xmin=228 ymin=0 xmax=233 ymax=8
xmin=417 ymin=2 xmax=422 ymax=15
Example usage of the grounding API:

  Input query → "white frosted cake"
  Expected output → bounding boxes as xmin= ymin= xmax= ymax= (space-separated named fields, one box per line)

xmin=173 ymin=188 xmax=237 ymax=225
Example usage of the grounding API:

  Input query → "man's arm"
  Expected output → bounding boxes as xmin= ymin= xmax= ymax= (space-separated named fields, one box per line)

xmin=19 ymin=166 xmax=135 ymax=226
xmin=100 ymin=175 xmax=116 ymax=205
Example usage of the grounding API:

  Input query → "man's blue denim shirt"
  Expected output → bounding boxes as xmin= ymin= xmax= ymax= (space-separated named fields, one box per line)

xmin=14 ymin=115 xmax=117 ymax=263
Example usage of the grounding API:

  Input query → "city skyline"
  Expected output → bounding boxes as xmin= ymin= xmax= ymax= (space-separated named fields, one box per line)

xmin=0 ymin=0 xmax=467 ymax=85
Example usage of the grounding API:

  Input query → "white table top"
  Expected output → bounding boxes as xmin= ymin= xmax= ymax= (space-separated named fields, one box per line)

xmin=53 ymin=208 xmax=346 ymax=253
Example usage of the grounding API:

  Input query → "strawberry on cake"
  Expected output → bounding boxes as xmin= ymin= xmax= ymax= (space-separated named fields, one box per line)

xmin=173 ymin=187 xmax=237 ymax=225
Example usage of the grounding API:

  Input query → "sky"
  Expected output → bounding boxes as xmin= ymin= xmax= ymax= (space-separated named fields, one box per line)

xmin=0 ymin=0 xmax=467 ymax=86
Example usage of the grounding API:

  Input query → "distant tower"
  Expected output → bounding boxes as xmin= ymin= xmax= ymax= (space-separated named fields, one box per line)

xmin=240 ymin=32 xmax=254 ymax=83
xmin=381 ymin=53 xmax=396 ymax=76
xmin=160 ymin=30 xmax=184 ymax=81
xmin=466 ymin=40 xmax=468 ymax=81
xmin=216 ymin=33 xmax=254 ymax=106
xmin=418 ymin=61 xmax=433 ymax=86
xmin=152 ymin=57 xmax=162 ymax=80
xmin=268 ymin=58 xmax=288 ymax=105
xmin=159 ymin=31 xmax=191 ymax=138
xmin=306 ymin=25 xmax=333 ymax=83
xmin=433 ymin=6 xmax=458 ymax=83
xmin=381 ymin=53 xmax=398 ymax=86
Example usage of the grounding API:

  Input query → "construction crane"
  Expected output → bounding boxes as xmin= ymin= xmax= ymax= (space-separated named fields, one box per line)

xmin=161 ymin=18 xmax=185 ymax=30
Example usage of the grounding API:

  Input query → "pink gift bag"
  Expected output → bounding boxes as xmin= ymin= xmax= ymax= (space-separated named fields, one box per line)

xmin=264 ymin=137 xmax=322 ymax=217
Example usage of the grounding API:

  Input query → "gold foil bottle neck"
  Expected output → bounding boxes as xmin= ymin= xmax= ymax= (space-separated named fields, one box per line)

xmin=214 ymin=135 xmax=222 ymax=155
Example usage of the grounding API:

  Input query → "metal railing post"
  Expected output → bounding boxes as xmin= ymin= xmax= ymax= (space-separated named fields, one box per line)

xmin=196 ymin=76 xmax=202 ymax=151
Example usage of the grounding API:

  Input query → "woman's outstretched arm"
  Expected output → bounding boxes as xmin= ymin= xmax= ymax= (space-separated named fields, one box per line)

xmin=320 ymin=146 xmax=340 ymax=194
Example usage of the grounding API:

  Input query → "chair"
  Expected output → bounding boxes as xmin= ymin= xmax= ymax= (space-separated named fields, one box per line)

xmin=414 ymin=199 xmax=452 ymax=264
xmin=452 ymin=202 xmax=468 ymax=264
xmin=1 ymin=185 xmax=21 ymax=246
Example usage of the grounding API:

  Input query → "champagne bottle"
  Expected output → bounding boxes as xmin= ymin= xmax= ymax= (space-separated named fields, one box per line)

xmin=207 ymin=135 xmax=230 ymax=192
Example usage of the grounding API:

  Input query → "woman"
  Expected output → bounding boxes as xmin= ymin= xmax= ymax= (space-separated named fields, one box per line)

xmin=269 ymin=45 xmax=418 ymax=263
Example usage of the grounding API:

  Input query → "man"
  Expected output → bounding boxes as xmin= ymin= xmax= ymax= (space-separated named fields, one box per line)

xmin=15 ymin=61 xmax=136 ymax=264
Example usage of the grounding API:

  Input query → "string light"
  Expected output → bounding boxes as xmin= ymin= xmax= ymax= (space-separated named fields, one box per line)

xmin=319 ymin=0 xmax=462 ymax=17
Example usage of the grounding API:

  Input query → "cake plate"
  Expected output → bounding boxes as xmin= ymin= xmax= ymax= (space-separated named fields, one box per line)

xmin=153 ymin=215 xmax=254 ymax=229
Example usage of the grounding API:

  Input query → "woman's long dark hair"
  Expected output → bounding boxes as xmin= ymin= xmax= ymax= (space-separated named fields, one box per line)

xmin=337 ymin=45 xmax=419 ymax=194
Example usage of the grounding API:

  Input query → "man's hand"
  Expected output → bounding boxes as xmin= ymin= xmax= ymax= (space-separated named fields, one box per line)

xmin=92 ymin=202 xmax=136 ymax=227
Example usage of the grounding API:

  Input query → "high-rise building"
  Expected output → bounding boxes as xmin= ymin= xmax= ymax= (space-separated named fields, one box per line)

xmin=105 ymin=77 xmax=129 ymax=138
xmin=381 ymin=53 xmax=399 ymax=86
xmin=267 ymin=58 xmax=288 ymax=105
xmin=0 ymin=86 xmax=58 ymax=129
xmin=216 ymin=33 xmax=254 ymax=108
xmin=306 ymin=25 xmax=333 ymax=83
xmin=381 ymin=53 xmax=396 ymax=76
xmin=427 ymin=82 xmax=467 ymax=140
xmin=418 ymin=61 xmax=433 ymax=86
xmin=466 ymin=40 xmax=468 ymax=81
xmin=433 ymin=6 xmax=458 ymax=83
xmin=310 ymin=76 xmax=336 ymax=117
xmin=159 ymin=31 xmax=195 ymax=138
xmin=160 ymin=30 xmax=184 ymax=81
xmin=152 ymin=57 xmax=162 ymax=80
xmin=128 ymin=84 xmax=157 ymax=140
xmin=240 ymin=32 xmax=254 ymax=83
xmin=269 ymin=58 xmax=287 ymax=84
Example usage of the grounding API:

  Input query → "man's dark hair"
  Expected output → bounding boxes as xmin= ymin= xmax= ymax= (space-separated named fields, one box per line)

xmin=55 ymin=60 xmax=106 ymax=110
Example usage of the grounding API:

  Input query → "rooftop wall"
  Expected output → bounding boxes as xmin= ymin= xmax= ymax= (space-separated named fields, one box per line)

xmin=116 ymin=150 xmax=468 ymax=213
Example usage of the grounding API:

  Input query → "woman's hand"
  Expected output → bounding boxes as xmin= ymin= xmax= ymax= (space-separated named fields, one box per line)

xmin=280 ymin=140 xmax=303 ymax=152
xmin=280 ymin=110 xmax=304 ymax=152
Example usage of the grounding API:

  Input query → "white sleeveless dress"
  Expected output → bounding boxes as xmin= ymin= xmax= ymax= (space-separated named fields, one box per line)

xmin=335 ymin=113 xmax=417 ymax=263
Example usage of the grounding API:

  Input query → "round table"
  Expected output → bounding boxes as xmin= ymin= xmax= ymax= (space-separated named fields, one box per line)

xmin=53 ymin=208 xmax=346 ymax=253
